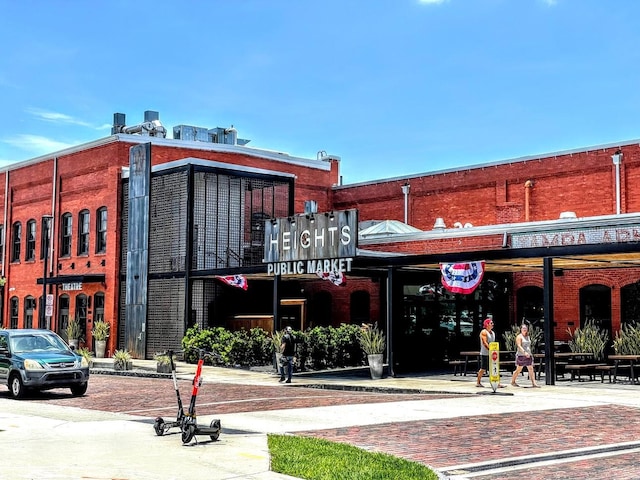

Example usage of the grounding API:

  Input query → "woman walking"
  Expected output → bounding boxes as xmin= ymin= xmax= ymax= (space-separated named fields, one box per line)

xmin=511 ymin=324 xmax=540 ymax=388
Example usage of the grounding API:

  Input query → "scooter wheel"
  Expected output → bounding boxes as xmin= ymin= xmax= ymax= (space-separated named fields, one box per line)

xmin=182 ymin=424 xmax=196 ymax=444
xmin=209 ymin=419 xmax=221 ymax=441
xmin=154 ymin=417 xmax=165 ymax=436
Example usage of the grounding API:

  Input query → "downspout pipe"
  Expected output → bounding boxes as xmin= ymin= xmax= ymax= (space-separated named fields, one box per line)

xmin=612 ymin=150 xmax=622 ymax=215
xmin=401 ymin=182 xmax=410 ymax=224
xmin=524 ymin=180 xmax=533 ymax=222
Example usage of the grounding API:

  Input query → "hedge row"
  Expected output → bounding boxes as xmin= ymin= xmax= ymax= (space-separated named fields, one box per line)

xmin=181 ymin=324 xmax=368 ymax=371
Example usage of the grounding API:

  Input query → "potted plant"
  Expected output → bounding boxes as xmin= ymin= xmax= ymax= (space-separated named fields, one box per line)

xmin=113 ymin=349 xmax=132 ymax=371
xmin=358 ymin=324 xmax=386 ymax=379
xmin=154 ymin=352 xmax=172 ymax=373
xmin=65 ymin=319 xmax=82 ymax=349
xmin=92 ymin=320 xmax=110 ymax=358
xmin=567 ymin=320 xmax=609 ymax=361
xmin=76 ymin=346 xmax=94 ymax=368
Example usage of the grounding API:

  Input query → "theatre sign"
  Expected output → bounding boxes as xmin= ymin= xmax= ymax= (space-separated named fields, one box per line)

xmin=264 ymin=209 xmax=357 ymax=276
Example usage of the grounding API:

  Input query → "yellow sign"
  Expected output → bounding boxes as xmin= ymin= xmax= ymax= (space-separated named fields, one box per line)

xmin=489 ymin=341 xmax=500 ymax=388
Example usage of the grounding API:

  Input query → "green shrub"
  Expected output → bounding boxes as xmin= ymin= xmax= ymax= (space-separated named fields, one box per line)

xmin=358 ymin=325 xmax=385 ymax=355
xmin=613 ymin=322 xmax=640 ymax=354
xmin=567 ymin=320 xmax=609 ymax=361
xmin=180 ymin=324 xmax=368 ymax=371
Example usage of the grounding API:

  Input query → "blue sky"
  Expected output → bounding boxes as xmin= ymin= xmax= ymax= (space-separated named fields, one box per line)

xmin=1 ymin=0 xmax=639 ymax=185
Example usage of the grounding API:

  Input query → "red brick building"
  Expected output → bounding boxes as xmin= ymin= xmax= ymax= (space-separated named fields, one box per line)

xmin=2 ymin=110 xmax=640 ymax=371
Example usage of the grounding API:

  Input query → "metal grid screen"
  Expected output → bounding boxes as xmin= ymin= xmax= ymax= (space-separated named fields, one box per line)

xmin=192 ymin=173 xmax=290 ymax=269
xmin=121 ymin=165 xmax=292 ymax=357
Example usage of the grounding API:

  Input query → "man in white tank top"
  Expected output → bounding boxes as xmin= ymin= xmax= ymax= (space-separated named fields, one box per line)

xmin=476 ymin=318 xmax=495 ymax=387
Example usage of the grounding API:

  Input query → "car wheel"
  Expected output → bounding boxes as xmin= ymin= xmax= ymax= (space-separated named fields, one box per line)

xmin=9 ymin=373 xmax=26 ymax=399
xmin=70 ymin=383 xmax=88 ymax=396
xmin=209 ymin=419 xmax=221 ymax=441
xmin=154 ymin=417 xmax=165 ymax=436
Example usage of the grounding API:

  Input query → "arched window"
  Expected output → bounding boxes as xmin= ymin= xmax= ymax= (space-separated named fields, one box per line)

xmin=621 ymin=282 xmax=640 ymax=325
xmin=60 ymin=213 xmax=72 ymax=257
xmin=24 ymin=296 xmax=36 ymax=329
xmin=516 ymin=286 xmax=544 ymax=328
xmin=25 ymin=219 xmax=36 ymax=261
xmin=96 ymin=207 xmax=107 ymax=253
xmin=310 ymin=291 xmax=332 ymax=327
xmin=11 ymin=222 xmax=21 ymax=262
xmin=579 ymin=284 xmax=612 ymax=340
xmin=58 ymin=294 xmax=70 ymax=338
xmin=75 ymin=294 xmax=88 ymax=340
xmin=350 ymin=290 xmax=370 ymax=325
xmin=10 ymin=296 xmax=19 ymax=329
xmin=78 ymin=210 xmax=90 ymax=255
xmin=94 ymin=292 xmax=105 ymax=323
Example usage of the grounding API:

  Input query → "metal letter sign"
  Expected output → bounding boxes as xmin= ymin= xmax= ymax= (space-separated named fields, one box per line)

xmin=489 ymin=341 xmax=500 ymax=392
xmin=263 ymin=209 xmax=357 ymax=276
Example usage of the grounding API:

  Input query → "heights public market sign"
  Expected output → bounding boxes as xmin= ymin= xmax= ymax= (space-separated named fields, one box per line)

xmin=264 ymin=209 xmax=357 ymax=276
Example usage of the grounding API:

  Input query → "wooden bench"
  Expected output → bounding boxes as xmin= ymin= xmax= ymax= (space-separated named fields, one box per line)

xmin=449 ymin=360 xmax=466 ymax=376
xmin=566 ymin=364 xmax=607 ymax=382
xmin=594 ymin=365 xmax=615 ymax=383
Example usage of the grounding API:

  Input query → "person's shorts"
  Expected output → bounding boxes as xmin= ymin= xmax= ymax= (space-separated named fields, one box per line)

xmin=479 ymin=355 xmax=489 ymax=371
xmin=516 ymin=355 xmax=533 ymax=367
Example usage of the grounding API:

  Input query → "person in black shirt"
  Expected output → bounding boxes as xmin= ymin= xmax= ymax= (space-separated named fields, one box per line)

xmin=279 ymin=326 xmax=296 ymax=383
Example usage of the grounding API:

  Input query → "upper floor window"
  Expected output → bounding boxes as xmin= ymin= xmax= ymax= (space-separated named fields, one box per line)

xmin=11 ymin=222 xmax=21 ymax=262
xmin=96 ymin=207 xmax=107 ymax=253
xmin=78 ymin=210 xmax=89 ymax=256
xmin=25 ymin=219 xmax=36 ymax=261
xmin=60 ymin=213 xmax=72 ymax=257
xmin=40 ymin=216 xmax=52 ymax=260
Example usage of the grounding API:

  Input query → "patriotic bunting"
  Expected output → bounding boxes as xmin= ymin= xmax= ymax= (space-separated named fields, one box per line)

xmin=439 ymin=261 xmax=485 ymax=294
xmin=214 ymin=275 xmax=248 ymax=290
xmin=317 ymin=269 xmax=346 ymax=286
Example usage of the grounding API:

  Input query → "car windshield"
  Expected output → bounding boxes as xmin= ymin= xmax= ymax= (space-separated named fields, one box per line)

xmin=10 ymin=333 xmax=68 ymax=353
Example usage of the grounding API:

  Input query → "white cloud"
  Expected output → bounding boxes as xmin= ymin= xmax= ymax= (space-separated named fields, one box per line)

xmin=1 ymin=134 xmax=75 ymax=155
xmin=26 ymin=108 xmax=109 ymax=130
xmin=418 ymin=0 xmax=447 ymax=4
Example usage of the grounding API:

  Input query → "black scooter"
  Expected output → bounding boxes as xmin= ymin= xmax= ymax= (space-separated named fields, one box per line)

xmin=153 ymin=350 xmax=186 ymax=436
xmin=180 ymin=349 xmax=221 ymax=444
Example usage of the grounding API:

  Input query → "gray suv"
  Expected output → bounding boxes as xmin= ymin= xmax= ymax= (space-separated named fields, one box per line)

xmin=0 ymin=329 xmax=90 ymax=399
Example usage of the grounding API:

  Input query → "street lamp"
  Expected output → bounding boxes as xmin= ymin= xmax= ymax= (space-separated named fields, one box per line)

xmin=41 ymin=215 xmax=53 ymax=329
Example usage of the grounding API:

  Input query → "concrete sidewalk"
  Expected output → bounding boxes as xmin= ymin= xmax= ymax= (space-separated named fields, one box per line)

xmin=2 ymin=358 xmax=638 ymax=480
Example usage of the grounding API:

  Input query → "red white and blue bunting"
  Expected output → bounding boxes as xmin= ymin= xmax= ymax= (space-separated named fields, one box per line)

xmin=214 ymin=275 xmax=248 ymax=290
xmin=439 ymin=261 xmax=485 ymax=294
xmin=317 ymin=269 xmax=346 ymax=286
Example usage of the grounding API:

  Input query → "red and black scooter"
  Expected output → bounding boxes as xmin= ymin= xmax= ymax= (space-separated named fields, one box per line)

xmin=180 ymin=349 xmax=222 ymax=444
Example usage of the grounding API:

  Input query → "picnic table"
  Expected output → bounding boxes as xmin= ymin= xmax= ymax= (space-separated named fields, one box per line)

xmin=609 ymin=354 xmax=640 ymax=384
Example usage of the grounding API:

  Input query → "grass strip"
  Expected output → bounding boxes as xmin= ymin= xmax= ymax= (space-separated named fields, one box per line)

xmin=268 ymin=434 xmax=439 ymax=480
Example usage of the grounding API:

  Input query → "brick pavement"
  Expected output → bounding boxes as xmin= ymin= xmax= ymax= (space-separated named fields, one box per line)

xmin=296 ymin=404 xmax=640 ymax=479
xmin=11 ymin=374 xmax=466 ymax=416
xmin=9 ymin=371 xmax=640 ymax=479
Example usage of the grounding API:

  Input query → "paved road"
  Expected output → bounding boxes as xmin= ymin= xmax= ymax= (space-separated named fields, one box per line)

xmin=2 ymin=366 xmax=640 ymax=479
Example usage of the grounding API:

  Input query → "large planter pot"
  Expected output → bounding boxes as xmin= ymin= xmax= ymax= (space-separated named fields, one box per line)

xmin=367 ymin=353 xmax=384 ymax=379
xmin=114 ymin=360 xmax=133 ymax=371
xmin=95 ymin=340 xmax=107 ymax=358
xmin=157 ymin=363 xmax=172 ymax=374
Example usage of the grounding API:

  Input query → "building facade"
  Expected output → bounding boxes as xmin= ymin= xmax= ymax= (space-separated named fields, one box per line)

xmin=3 ymin=110 xmax=640 ymax=371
